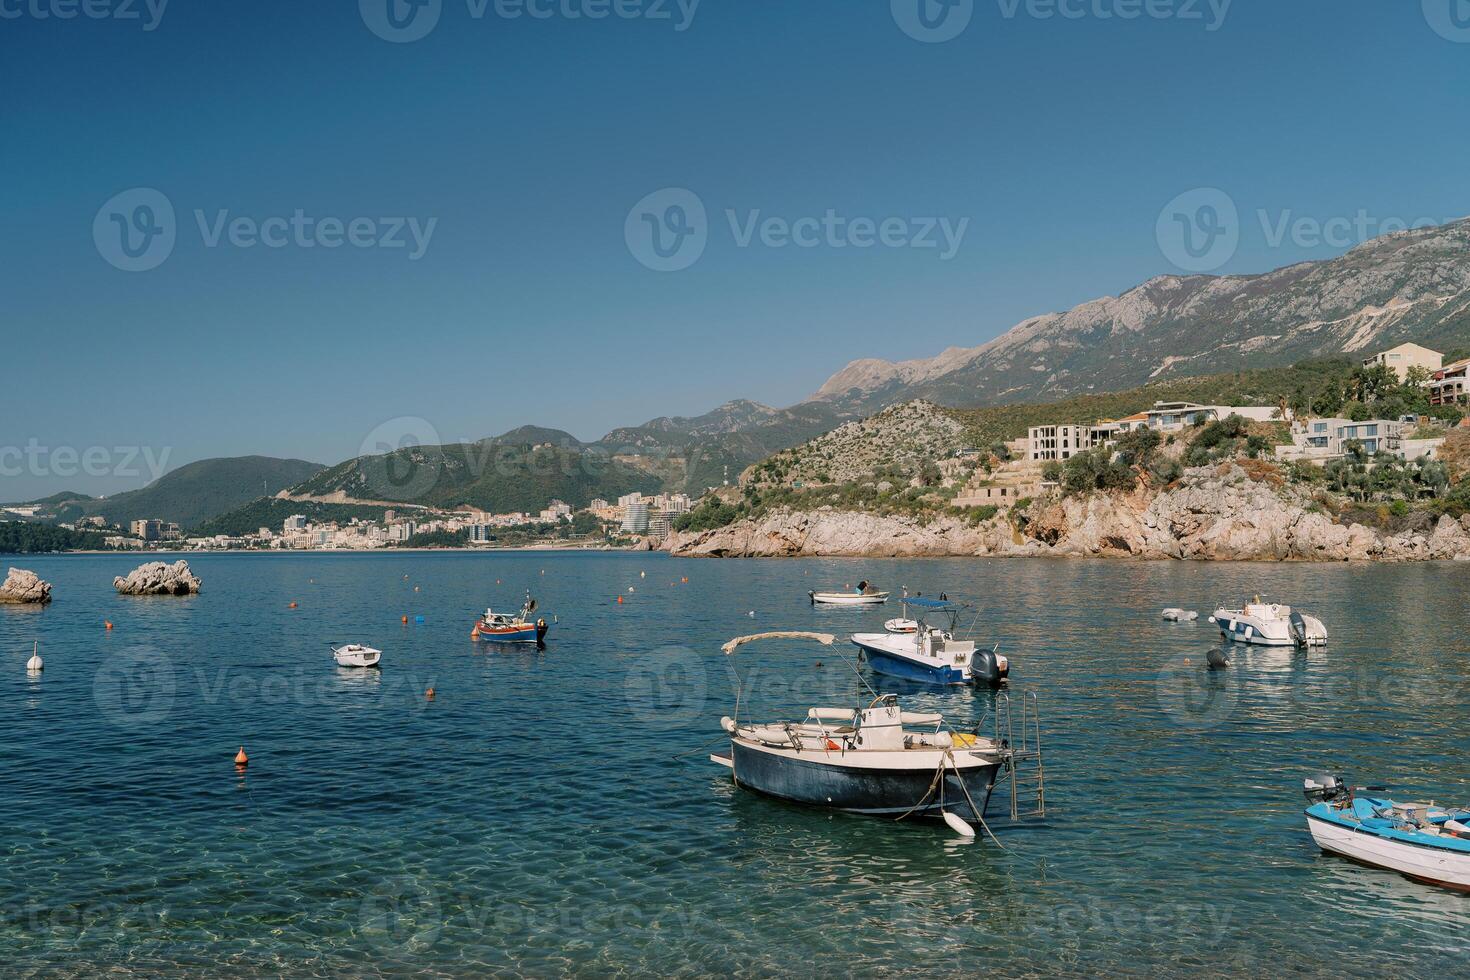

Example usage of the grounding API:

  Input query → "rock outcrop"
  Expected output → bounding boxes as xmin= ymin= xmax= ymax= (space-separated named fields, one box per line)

xmin=113 ymin=560 xmax=203 ymax=596
xmin=664 ymin=464 xmax=1470 ymax=562
xmin=0 ymin=567 xmax=53 ymax=604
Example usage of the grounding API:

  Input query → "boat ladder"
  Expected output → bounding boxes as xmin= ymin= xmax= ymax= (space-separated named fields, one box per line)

xmin=994 ymin=690 xmax=1046 ymax=820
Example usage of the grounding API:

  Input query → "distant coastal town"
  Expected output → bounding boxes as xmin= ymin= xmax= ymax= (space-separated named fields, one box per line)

xmin=4 ymin=491 xmax=696 ymax=553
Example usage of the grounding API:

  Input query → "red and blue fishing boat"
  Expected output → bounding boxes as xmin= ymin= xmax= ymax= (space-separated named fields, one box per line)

xmin=473 ymin=593 xmax=549 ymax=645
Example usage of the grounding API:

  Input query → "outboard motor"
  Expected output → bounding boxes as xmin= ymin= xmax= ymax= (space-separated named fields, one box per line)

xmin=1303 ymin=773 xmax=1347 ymax=804
xmin=973 ymin=645 xmax=1009 ymax=688
xmin=1289 ymin=611 xmax=1308 ymax=649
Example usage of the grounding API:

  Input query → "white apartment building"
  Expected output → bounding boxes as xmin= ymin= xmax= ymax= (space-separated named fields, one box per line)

xmin=1275 ymin=418 xmax=1433 ymax=462
xmin=1362 ymin=343 xmax=1442 ymax=382
xmin=1026 ymin=423 xmax=1115 ymax=462
xmin=621 ymin=500 xmax=649 ymax=534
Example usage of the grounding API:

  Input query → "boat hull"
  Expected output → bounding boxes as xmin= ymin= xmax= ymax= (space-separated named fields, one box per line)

xmin=729 ymin=740 xmax=1000 ymax=821
xmin=1307 ymin=812 xmax=1470 ymax=892
xmin=853 ymin=638 xmax=970 ymax=686
xmin=476 ymin=621 xmax=550 ymax=644
xmin=810 ymin=591 xmax=888 ymax=606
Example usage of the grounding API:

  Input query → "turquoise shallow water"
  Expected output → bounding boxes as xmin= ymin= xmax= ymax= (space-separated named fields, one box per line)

xmin=4 ymin=552 xmax=1470 ymax=976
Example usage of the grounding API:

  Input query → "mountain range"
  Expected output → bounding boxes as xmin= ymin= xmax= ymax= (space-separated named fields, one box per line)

xmin=808 ymin=218 xmax=1470 ymax=413
xmin=16 ymin=219 xmax=1470 ymax=532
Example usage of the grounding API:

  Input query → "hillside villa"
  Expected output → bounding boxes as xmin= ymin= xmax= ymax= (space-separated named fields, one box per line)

xmin=1361 ymin=342 xmax=1443 ymax=381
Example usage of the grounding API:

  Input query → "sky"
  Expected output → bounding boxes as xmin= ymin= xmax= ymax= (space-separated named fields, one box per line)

xmin=3 ymin=0 xmax=1469 ymax=499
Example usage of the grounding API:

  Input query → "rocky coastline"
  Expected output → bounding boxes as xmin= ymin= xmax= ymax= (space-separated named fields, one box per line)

xmin=663 ymin=463 xmax=1470 ymax=562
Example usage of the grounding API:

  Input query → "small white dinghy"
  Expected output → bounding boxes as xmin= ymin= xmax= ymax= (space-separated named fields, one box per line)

xmin=1161 ymin=608 xmax=1198 ymax=622
xmin=331 ymin=643 xmax=382 ymax=668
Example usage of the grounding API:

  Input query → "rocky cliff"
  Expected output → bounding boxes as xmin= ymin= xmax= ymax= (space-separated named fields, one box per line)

xmin=664 ymin=463 xmax=1470 ymax=562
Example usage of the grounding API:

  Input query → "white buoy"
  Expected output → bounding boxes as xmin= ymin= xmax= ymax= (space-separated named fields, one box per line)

xmin=26 ymin=641 xmax=42 ymax=673
xmin=942 ymin=810 xmax=975 ymax=838
xmin=640 ymin=571 xmax=646 ymax=579
xmin=748 ymin=610 xmax=756 ymax=618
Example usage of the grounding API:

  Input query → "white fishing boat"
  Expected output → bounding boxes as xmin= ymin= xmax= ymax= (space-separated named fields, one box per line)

xmin=1209 ymin=596 xmax=1326 ymax=647
xmin=809 ymin=580 xmax=888 ymax=606
xmin=1304 ymin=774 xmax=1470 ymax=892
xmin=331 ymin=643 xmax=382 ymax=668
xmin=709 ymin=632 xmax=1019 ymax=837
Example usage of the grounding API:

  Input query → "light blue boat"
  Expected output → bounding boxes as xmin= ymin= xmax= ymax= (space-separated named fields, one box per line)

xmin=1303 ymin=774 xmax=1470 ymax=892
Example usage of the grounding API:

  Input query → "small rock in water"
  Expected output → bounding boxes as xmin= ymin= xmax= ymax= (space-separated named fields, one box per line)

xmin=114 ymin=560 xmax=202 ymax=596
xmin=0 ymin=567 xmax=52 ymax=605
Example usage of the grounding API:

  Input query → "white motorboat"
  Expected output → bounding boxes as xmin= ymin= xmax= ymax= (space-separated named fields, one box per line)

xmin=332 ymin=643 xmax=382 ymax=668
xmin=853 ymin=597 xmax=1008 ymax=687
xmin=1304 ymin=774 xmax=1470 ymax=892
xmin=1210 ymin=596 xmax=1325 ymax=647
xmin=710 ymin=632 xmax=1012 ymax=836
xmin=809 ymin=580 xmax=889 ymax=606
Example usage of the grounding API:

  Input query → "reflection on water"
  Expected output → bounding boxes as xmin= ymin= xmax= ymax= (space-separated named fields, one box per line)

xmin=3 ymin=553 xmax=1470 ymax=974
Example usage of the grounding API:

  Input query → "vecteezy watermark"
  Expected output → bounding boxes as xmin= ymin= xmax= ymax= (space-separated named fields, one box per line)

xmin=1423 ymin=0 xmax=1470 ymax=42
xmin=357 ymin=416 xmax=445 ymax=501
xmin=892 ymin=0 xmax=974 ymax=43
xmin=995 ymin=0 xmax=1231 ymax=31
xmin=892 ymin=0 xmax=1231 ymax=42
xmin=94 ymin=652 xmax=437 ymax=731
xmin=1156 ymin=187 xmax=1454 ymax=274
xmin=93 ymin=188 xmax=438 ymax=272
xmin=1154 ymin=654 xmax=1237 ymax=730
xmin=624 ymin=188 xmax=708 ymax=273
xmin=94 ymin=647 xmax=177 ymax=730
xmin=625 ymin=188 xmax=970 ymax=272
xmin=0 ymin=440 xmax=171 ymax=482
xmin=0 ymin=0 xmax=169 ymax=31
xmin=358 ymin=877 xmax=709 ymax=955
xmin=360 ymin=0 xmax=700 ymax=43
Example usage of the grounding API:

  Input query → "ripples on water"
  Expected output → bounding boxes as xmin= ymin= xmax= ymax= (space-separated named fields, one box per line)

xmin=3 ymin=554 xmax=1470 ymax=975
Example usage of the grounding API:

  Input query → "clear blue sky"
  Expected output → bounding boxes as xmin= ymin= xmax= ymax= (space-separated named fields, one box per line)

xmin=3 ymin=1 xmax=1468 ymax=498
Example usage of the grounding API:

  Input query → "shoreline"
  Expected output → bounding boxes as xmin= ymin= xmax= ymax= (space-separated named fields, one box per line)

xmin=3 ymin=544 xmax=645 ymax=557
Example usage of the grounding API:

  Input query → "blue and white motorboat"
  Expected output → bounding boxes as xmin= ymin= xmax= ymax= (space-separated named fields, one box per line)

xmin=710 ymin=631 xmax=1009 ymax=837
xmin=1211 ymin=596 xmax=1326 ymax=647
xmin=1303 ymin=774 xmax=1470 ymax=892
xmin=852 ymin=597 xmax=1008 ymax=687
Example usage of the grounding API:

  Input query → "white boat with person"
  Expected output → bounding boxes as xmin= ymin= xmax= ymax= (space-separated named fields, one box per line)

xmin=709 ymin=631 xmax=1023 ymax=838
xmin=331 ymin=643 xmax=382 ymax=668
xmin=1209 ymin=596 xmax=1326 ymax=647
xmin=809 ymin=580 xmax=889 ymax=606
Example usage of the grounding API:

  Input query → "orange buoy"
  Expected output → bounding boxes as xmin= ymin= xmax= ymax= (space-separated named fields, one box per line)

xmin=425 ymin=687 xmax=436 ymax=700
xmin=616 ymin=595 xmax=623 ymax=604
xmin=234 ymin=746 xmax=248 ymax=767
xmin=402 ymin=615 xmax=409 ymax=624
xmin=104 ymin=620 xmax=113 ymax=630
xmin=288 ymin=602 xmax=298 ymax=609
xmin=681 ymin=577 xmax=687 ymax=583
